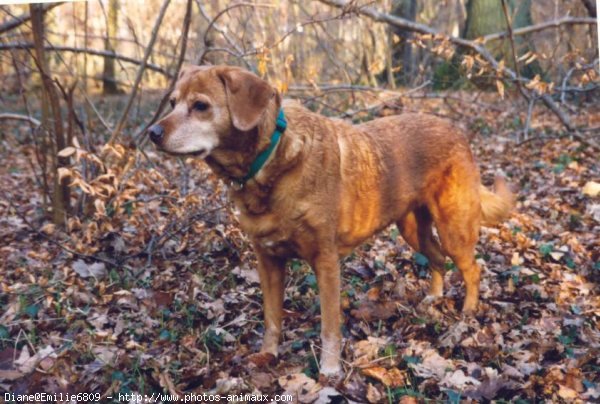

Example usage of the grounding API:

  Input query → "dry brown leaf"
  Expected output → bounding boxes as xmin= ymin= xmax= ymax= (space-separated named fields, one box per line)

xmin=351 ymin=300 xmax=396 ymax=321
xmin=366 ymin=383 xmax=383 ymax=403
xmin=362 ymin=366 xmax=405 ymax=387
xmin=352 ymin=337 xmax=388 ymax=367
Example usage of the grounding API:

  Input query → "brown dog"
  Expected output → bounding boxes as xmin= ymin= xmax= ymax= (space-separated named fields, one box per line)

xmin=148 ymin=65 xmax=514 ymax=375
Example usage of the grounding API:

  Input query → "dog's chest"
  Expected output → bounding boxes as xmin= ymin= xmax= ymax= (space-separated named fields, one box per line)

xmin=235 ymin=207 xmax=302 ymax=258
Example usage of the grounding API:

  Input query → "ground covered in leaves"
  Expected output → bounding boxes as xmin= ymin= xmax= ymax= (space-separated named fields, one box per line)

xmin=1 ymin=91 xmax=599 ymax=402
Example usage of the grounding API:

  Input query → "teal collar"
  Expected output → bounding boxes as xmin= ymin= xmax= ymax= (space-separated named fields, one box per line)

xmin=239 ymin=109 xmax=287 ymax=184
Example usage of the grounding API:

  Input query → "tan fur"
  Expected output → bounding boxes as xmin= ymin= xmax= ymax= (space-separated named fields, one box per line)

xmin=480 ymin=177 xmax=514 ymax=226
xmin=149 ymin=65 xmax=515 ymax=376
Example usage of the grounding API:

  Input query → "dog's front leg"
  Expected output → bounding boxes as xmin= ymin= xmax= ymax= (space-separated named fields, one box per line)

xmin=255 ymin=248 xmax=286 ymax=358
xmin=312 ymin=250 xmax=342 ymax=376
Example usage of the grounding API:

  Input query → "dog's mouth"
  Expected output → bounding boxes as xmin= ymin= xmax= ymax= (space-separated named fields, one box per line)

xmin=160 ymin=147 xmax=210 ymax=159
xmin=190 ymin=149 xmax=210 ymax=158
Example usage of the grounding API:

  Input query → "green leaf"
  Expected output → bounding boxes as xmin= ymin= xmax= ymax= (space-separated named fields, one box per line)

xmin=111 ymin=370 xmax=126 ymax=382
xmin=445 ymin=390 xmax=462 ymax=404
xmin=383 ymin=344 xmax=397 ymax=358
xmin=291 ymin=340 xmax=304 ymax=351
xmin=539 ymin=244 xmax=553 ymax=257
xmin=557 ymin=334 xmax=573 ymax=345
xmin=413 ymin=252 xmax=429 ymax=267
xmin=0 ymin=325 xmax=9 ymax=339
xmin=304 ymin=274 xmax=317 ymax=290
xmin=583 ymin=380 xmax=595 ymax=389
xmin=159 ymin=329 xmax=171 ymax=340
xmin=402 ymin=355 xmax=421 ymax=364
xmin=290 ymin=259 xmax=303 ymax=272
xmin=23 ymin=304 xmax=40 ymax=319
xmin=444 ymin=262 xmax=455 ymax=271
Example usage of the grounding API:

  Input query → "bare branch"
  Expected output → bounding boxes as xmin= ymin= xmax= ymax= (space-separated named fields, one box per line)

xmin=483 ymin=16 xmax=597 ymax=43
xmin=0 ymin=2 xmax=62 ymax=35
xmin=0 ymin=113 xmax=41 ymax=127
xmin=0 ymin=42 xmax=171 ymax=77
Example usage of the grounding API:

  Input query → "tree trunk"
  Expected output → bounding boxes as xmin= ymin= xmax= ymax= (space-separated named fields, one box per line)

xmin=30 ymin=4 xmax=70 ymax=226
xmin=463 ymin=0 xmax=540 ymax=81
xmin=103 ymin=0 xmax=119 ymax=94
xmin=580 ymin=0 xmax=596 ymax=18
xmin=390 ymin=0 xmax=417 ymax=85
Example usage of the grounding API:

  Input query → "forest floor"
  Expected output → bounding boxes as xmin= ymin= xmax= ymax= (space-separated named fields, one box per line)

xmin=0 ymin=90 xmax=599 ymax=403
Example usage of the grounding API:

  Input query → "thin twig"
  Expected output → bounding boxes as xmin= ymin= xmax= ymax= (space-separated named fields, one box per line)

xmin=197 ymin=2 xmax=274 ymax=64
xmin=195 ymin=0 xmax=244 ymax=56
xmin=135 ymin=0 xmax=193 ymax=144
xmin=107 ymin=0 xmax=172 ymax=145
xmin=501 ymin=0 xmax=527 ymax=100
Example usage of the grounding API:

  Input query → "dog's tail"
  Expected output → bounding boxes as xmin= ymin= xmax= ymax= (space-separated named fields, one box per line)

xmin=480 ymin=176 xmax=515 ymax=227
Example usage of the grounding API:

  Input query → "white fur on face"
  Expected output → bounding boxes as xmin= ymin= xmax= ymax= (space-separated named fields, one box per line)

xmin=162 ymin=104 xmax=220 ymax=157
xmin=163 ymin=120 xmax=219 ymax=157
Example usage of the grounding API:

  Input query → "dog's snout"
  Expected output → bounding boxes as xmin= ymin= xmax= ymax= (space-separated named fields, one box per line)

xmin=148 ymin=124 xmax=165 ymax=144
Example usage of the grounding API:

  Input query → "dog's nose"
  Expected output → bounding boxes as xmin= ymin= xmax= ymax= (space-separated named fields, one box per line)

xmin=148 ymin=124 xmax=164 ymax=144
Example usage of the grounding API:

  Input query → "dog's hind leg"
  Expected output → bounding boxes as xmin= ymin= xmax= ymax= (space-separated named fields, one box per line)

xmin=397 ymin=207 xmax=446 ymax=297
xmin=427 ymin=171 xmax=482 ymax=314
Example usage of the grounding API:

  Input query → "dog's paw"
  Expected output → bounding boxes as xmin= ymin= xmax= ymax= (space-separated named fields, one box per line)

xmin=246 ymin=352 xmax=277 ymax=368
xmin=318 ymin=366 xmax=344 ymax=385
xmin=416 ymin=295 xmax=443 ymax=317
xmin=318 ymin=361 xmax=344 ymax=383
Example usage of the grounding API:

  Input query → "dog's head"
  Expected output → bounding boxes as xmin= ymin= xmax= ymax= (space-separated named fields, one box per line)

xmin=148 ymin=65 xmax=278 ymax=158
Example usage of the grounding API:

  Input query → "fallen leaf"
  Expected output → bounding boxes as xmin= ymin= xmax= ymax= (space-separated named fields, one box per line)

xmin=366 ymin=383 xmax=383 ymax=403
xmin=582 ymin=181 xmax=600 ymax=197
xmin=279 ymin=373 xmax=321 ymax=403
xmin=247 ymin=352 xmax=277 ymax=367
xmin=57 ymin=146 xmax=76 ymax=158
xmin=362 ymin=366 xmax=405 ymax=387
xmin=352 ymin=337 xmax=388 ymax=367
xmin=72 ymin=259 xmax=107 ymax=279
xmin=351 ymin=300 xmax=396 ymax=321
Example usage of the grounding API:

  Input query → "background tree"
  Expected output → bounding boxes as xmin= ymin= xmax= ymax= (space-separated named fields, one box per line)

xmin=29 ymin=3 xmax=70 ymax=226
xmin=463 ymin=0 xmax=540 ymax=78
xmin=102 ymin=0 xmax=119 ymax=94
xmin=390 ymin=0 xmax=417 ymax=85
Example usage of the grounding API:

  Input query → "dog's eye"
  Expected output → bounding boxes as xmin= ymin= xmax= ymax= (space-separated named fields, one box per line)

xmin=169 ymin=99 xmax=175 ymax=109
xmin=192 ymin=101 xmax=209 ymax=112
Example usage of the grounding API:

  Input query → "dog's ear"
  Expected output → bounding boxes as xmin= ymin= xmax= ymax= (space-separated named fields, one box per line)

xmin=218 ymin=68 xmax=274 ymax=131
